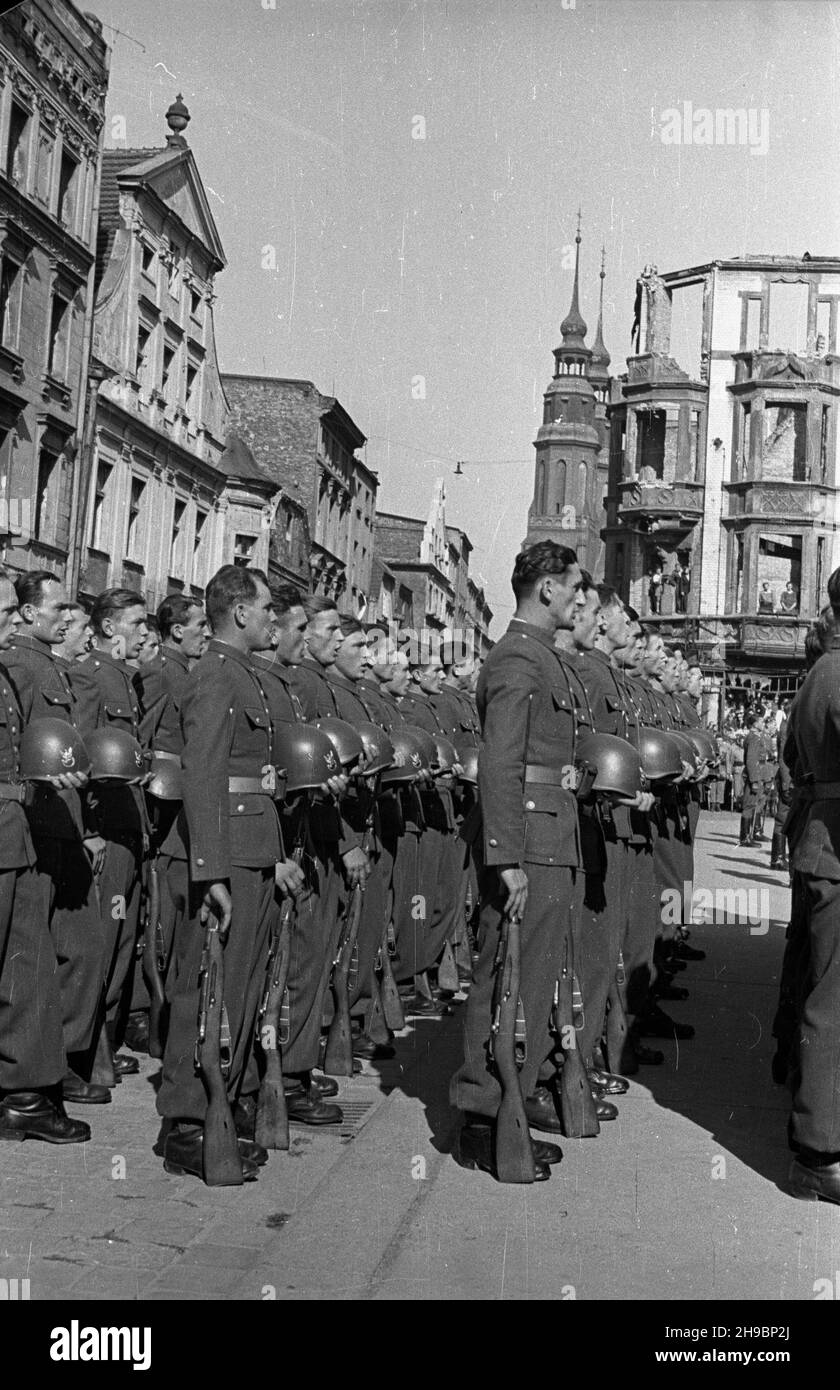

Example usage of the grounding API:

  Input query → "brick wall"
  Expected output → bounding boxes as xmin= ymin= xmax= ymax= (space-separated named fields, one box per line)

xmin=223 ymin=376 xmax=320 ymax=524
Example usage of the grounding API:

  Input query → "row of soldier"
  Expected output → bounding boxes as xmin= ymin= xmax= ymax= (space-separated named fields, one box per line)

xmin=0 ymin=542 xmax=717 ymax=1186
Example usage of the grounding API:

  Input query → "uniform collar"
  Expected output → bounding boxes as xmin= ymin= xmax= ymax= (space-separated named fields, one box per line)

xmin=91 ymin=645 xmax=133 ymax=674
xmin=11 ymin=631 xmax=53 ymax=654
xmin=161 ymin=645 xmax=190 ymax=672
xmin=207 ymin=638 xmax=254 ymax=670
xmin=507 ymin=618 xmax=559 ymax=653
xmin=326 ymin=668 xmax=358 ymax=693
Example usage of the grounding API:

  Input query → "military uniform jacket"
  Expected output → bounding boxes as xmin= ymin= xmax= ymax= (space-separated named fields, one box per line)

xmin=288 ymin=656 xmax=360 ymax=853
xmin=577 ymin=647 xmax=648 ymax=845
xmin=323 ymin=669 xmax=381 ymax=851
xmin=788 ymin=640 xmax=840 ymax=878
xmin=0 ymin=661 xmax=35 ymax=870
xmin=5 ymin=632 xmax=87 ymax=841
xmin=181 ymin=640 xmax=283 ymax=882
xmin=477 ymin=618 xmax=580 ymax=870
xmin=357 ymin=677 xmax=419 ymax=838
xmin=252 ymin=652 xmax=307 ymax=860
xmin=430 ymin=685 xmax=479 ymax=748
xmin=138 ymin=646 xmax=191 ymax=859
xmin=743 ymin=731 xmax=762 ymax=790
xmin=71 ymin=648 xmax=146 ymax=837
xmin=398 ymin=688 xmax=457 ymax=832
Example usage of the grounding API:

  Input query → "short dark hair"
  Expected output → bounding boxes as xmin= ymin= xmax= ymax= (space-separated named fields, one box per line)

xmin=338 ymin=615 xmax=363 ymax=637
xmin=90 ymin=588 xmax=145 ymax=637
xmin=625 ymin=604 xmax=640 ymax=624
xmin=157 ymin=593 xmax=202 ymax=640
xmin=511 ymin=541 xmax=577 ymax=600
xmin=15 ymin=569 xmax=59 ymax=609
xmin=578 ymin=568 xmax=596 ymax=593
xmin=302 ymin=593 xmax=339 ymax=621
xmin=827 ymin=567 xmax=840 ymax=616
xmin=272 ymin=583 xmax=305 ymax=617
xmin=71 ymin=595 xmax=93 ymax=617
xmin=597 ymin=583 xmax=622 ymax=611
xmin=205 ymin=566 xmax=267 ymax=630
xmin=144 ymin=615 xmax=160 ymax=637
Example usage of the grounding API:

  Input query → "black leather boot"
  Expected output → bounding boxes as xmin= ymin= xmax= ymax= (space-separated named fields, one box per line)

xmin=739 ymin=815 xmax=756 ymax=847
xmin=0 ymin=1090 xmax=90 ymax=1143
xmin=770 ymin=828 xmax=788 ymax=870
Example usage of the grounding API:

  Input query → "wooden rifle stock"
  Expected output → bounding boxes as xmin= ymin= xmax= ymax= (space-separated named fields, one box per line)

xmin=556 ymin=938 xmax=600 ymax=1138
xmin=142 ymin=858 xmax=165 ymax=1059
xmin=437 ymin=938 xmax=459 ymax=993
xmin=195 ymin=902 xmax=242 ymax=1185
xmin=379 ymin=922 xmax=405 ymax=1032
xmin=491 ymin=912 xmax=536 ymax=1183
xmin=256 ymin=811 xmax=308 ymax=1149
xmin=324 ymin=877 xmax=364 ymax=1077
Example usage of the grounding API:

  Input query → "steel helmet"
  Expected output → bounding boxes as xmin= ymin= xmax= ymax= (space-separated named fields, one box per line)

xmin=401 ymin=723 xmax=437 ymax=772
xmin=576 ymin=731 xmax=644 ymax=799
xmin=355 ymin=720 xmax=394 ymax=775
xmin=19 ymin=717 xmax=91 ymax=781
xmin=636 ymin=726 xmax=683 ymax=783
xmin=275 ymin=722 xmax=341 ymax=792
xmin=315 ymin=716 xmax=365 ymax=770
xmin=689 ymin=729 xmax=719 ymax=765
xmin=457 ymin=745 xmax=479 ymax=786
xmin=87 ymin=727 xmax=147 ymax=783
xmin=147 ymin=752 xmax=183 ymax=800
xmin=668 ymin=729 xmax=700 ymax=774
xmin=380 ymin=726 xmax=426 ymax=784
xmin=432 ymin=733 xmax=459 ymax=773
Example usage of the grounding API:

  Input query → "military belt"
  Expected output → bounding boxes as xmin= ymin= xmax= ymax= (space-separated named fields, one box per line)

xmin=0 ymin=781 xmax=26 ymax=803
xmin=524 ymin=764 xmax=570 ymax=787
xmin=228 ymin=776 xmax=271 ymax=795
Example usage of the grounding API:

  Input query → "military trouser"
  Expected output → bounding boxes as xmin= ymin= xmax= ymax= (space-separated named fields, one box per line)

xmin=620 ymin=840 xmax=660 ymax=1033
xmin=33 ymin=835 xmax=105 ymax=1057
xmin=790 ymin=873 xmax=840 ymax=1154
xmin=772 ymin=869 xmax=809 ymax=1078
xmin=350 ymin=838 xmax=394 ymax=1027
xmin=95 ymin=833 xmax=143 ymax=1044
xmin=578 ymin=835 xmax=627 ymax=1068
xmin=157 ymin=865 xmax=276 ymax=1121
xmin=450 ymin=863 xmax=576 ymax=1120
xmin=282 ymin=835 xmax=343 ymax=1076
xmin=0 ymin=863 xmax=64 ymax=1090
xmin=417 ymin=825 xmax=462 ymax=976
xmin=653 ymin=800 xmax=690 ymax=944
xmin=391 ymin=827 xmax=423 ymax=983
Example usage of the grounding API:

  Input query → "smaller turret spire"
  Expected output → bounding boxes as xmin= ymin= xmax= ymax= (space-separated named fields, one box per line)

xmin=559 ymin=207 xmax=588 ymax=350
xmin=589 ymin=245 xmax=612 ymax=383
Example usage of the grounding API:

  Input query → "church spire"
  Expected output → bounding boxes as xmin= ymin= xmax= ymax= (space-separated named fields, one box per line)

xmin=589 ymin=245 xmax=611 ymax=386
xmin=560 ymin=208 xmax=588 ymax=351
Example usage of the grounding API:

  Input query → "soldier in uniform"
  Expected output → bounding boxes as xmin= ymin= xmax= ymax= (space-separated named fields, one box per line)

xmin=0 ymin=566 xmax=89 ymax=1144
xmin=785 ymin=578 xmax=840 ymax=1204
xmin=740 ymin=714 xmax=763 ymax=847
xmin=53 ymin=598 xmax=93 ymax=664
xmin=71 ymin=589 xmax=149 ymax=1076
xmin=4 ymin=571 xmax=108 ymax=1104
xmin=450 ymin=540 xmax=583 ymax=1182
xmin=157 ymin=566 xmax=283 ymax=1182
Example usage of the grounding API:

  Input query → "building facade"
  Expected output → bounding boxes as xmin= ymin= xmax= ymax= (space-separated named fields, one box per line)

xmin=84 ymin=98 xmax=276 ymax=608
xmin=0 ymin=0 xmax=109 ymax=582
xmin=603 ymin=254 xmax=840 ymax=694
xmin=223 ymin=374 xmax=376 ymax=609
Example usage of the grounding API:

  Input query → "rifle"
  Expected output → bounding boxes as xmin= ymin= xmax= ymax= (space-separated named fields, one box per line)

xmin=605 ymin=953 xmax=629 ymax=1073
xmin=194 ymin=895 xmax=242 ymax=1186
xmin=437 ymin=938 xmax=459 ymax=993
xmin=555 ymin=934 xmax=600 ymax=1138
xmin=142 ymin=857 xmax=166 ymax=1059
xmin=490 ymin=911 xmax=536 ymax=1183
xmin=379 ymin=919 xmax=405 ymax=1032
xmin=87 ymin=874 xmax=116 ymax=1088
xmin=324 ymin=849 xmax=367 ymax=1077
xmin=256 ymin=804 xmax=307 ymax=1149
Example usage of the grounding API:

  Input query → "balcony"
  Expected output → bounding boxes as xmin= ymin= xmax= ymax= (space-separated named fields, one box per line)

xmin=617 ymin=478 xmax=705 ymax=524
xmin=645 ymin=612 xmax=810 ymax=663
xmin=723 ymin=479 xmax=829 ymax=524
xmin=731 ymin=350 xmax=839 ymax=390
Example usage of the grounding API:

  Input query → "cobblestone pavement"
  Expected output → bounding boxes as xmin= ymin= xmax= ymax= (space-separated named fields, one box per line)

xmin=2 ymin=811 xmax=838 ymax=1301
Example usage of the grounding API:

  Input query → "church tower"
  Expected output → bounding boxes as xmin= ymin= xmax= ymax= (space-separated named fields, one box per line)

xmin=587 ymin=248 xmax=612 ymax=576
xmin=526 ymin=214 xmax=603 ymax=574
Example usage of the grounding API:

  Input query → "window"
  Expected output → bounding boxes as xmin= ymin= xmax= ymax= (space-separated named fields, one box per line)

xmin=92 ymin=461 xmax=112 ymax=551
xmin=141 ymin=243 xmax=155 ymax=278
xmin=6 ymin=102 xmax=30 ymax=184
xmin=0 ymin=257 xmax=23 ymax=351
xmin=189 ymin=286 xmax=201 ymax=318
xmin=743 ymin=296 xmax=761 ymax=350
xmin=47 ymin=293 xmax=71 ymax=379
xmin=186 ymin=360 xmax=199 ymax=415
xmin=816 ymin=299 xmax=833 ymax=355
xmin=57 ymin=149 xmax=78 ymax=229
xmin=167 ymin=252 xmax=181 ymax=299
xmin=170 ymin=499 xmax=186 ymax=578
xmin=161 ymin=342 xmax=176 ymax=399
xmin=234 ymin=534 xmax=256 ymax=566
xmin=127 ymin=476 xmax=146 ymax=559
xmin=34 ymin=131 xmax=53 ymax=206
xmin=820 ymin=406 xmax=830 ymax=482
xmin=135 ymin=322 xmax=151 ymax=379
xmin=767 ymin=281 xmax=809 ymax=355
xmin=35 ymin=443 xmax=59 ymax=541
xmin=763 ymin=403 xmax=807 ymax=482
xmin=193 ymin=507 xmax=208 ymax=583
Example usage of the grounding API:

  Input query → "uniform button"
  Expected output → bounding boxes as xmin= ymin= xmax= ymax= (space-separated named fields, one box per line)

xmin=196 ymin=857 xmax=205 ymax=866
xmin=489 ymin=837 xmax=498 ymax=847
xmin=237 ymin=804 xmax=244 ymax=812
xmin=525 ymin=800 xmax=535 ymax=810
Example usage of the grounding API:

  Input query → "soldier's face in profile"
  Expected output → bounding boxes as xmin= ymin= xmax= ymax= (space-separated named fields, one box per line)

xmin=26 ymin=578 xmax=69 ymax=644
xmin=334 ymin=630 xmax=368 ymax=681
xmin=272 ymin=605 xmax=307 ymax=664
xmin=108 ymin=604 xmax=148 ymax=662
xmin=0 ymin=580 xmax=20 ymax=650
xmin=572 ymin=588 xmax=601 ymax=650
xmin=417 ymin=655 xmax=443 ymax=693
xmin=600 ymin=601 xmax=631 ymax=650
xmin=178 ymin=603 xmax=209 ymax=659
xmin=306 ymin=609 xmax=342 ymax=665
xmin=241 ymin=581 xmax=276 ymax=651
xmin=383 ymin=660 xmax=410 ymax=696
xmin=548 ymin=563 xmax=582 ymax=630
xmin=642 ymin=636 xmax=664 ymax=677
xmin=58 ymin=607 xmax=92 ymax=659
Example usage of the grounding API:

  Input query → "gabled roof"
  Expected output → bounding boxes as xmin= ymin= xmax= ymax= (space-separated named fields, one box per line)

xmin=98 ymin=144 xmax=226 ymax=272
xmin=221 ymin=431 xmax=277 ymax=488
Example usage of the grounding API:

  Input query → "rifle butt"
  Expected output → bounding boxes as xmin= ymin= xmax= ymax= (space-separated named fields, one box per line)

xmin=380 ymin=952 xmax=405 ymax=1032
xmin=323 ymin=1006 xmax=354 ymax=1077
xmin=148 ymin=994 xmax=164 ymax=1059
xmin=255 ymin=1060 xmax=290 ymax=1151
xmin=437 ymin=939 xmax=459 ymax=993
xmin=494 ymin=1095 xmax=538 ymax=1183
xmin=604 ymin=985 xmax=628 ymax=1075
xmin=89 ymin=1022 xmax=115 ymax=1089
xmin=203 ymin=1098 xmax=245 ymax=1186
xmin=559 ymin=1051 xmax=600 ymax=1138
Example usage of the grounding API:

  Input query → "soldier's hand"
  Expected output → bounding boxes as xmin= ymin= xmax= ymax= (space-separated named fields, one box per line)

xmin=500 ymin=866 xmax=528 ymax=921
xmin=452 ymin=762 xmax=464 ymax=778
xmin=200 ymin=881 xmax=232 ymax=938
xmin=82 ymin=834 xmax=106 ymax=875
xmin=48 ymin=771 xmax=88 ymax=790
xmin=323 ymin=772 xmax=349 ymax=798
xmin=275 ymin=858 xmax=304 ymax=898
xmin=342 ymin=846 xmax=370 ymax=889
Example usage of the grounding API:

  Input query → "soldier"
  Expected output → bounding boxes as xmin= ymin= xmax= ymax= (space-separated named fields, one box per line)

xmin=137 ymin=595 xmax=210 ymax=1029
xmin=740 ymin=714 xmax=763 ymax=847
xmin=53 ymin=597 xmax=93 ymax=664
xmin=4 ymin=571 xmax=108 ymax=1104
xmin=450 ymin=540 xmax=584 ymax=1182
xmin=157 ymin=566 xmax=283 ymax=1182
xmin=253 ymin=585 xmax=345 ymax=1122
xmin=0 ymin=566 xmax=88 ymax=1144
xmin=785 ymin=572 xmax=840 ymax=1204
xmin=71 ymin=589 xmax=149 ymax=1075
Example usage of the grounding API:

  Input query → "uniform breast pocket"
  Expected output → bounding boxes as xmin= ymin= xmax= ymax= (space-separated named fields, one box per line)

xmin=228 ymin=794 xmax=277 ymax=861
xmin=43 ymin=688 xmax=72 ymax=717
xmin=523 ymin=785 xmax=576 ymax=862
xmin=551 ymin=687 xmax=572 ymax=714
xmin=103 ymin=699 xmax=134 ymax=729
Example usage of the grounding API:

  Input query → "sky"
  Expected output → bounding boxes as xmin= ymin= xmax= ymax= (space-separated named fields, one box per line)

xmin=77 ymin=0 xmax=840 ymax=631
